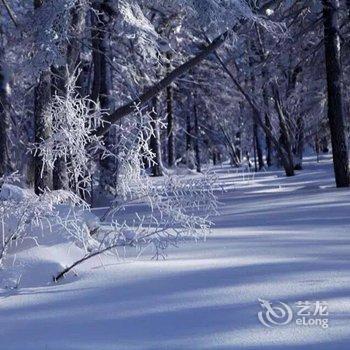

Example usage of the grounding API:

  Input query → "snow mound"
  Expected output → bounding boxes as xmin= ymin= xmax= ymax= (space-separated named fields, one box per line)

xmin=0 ymin=185 xmax=103 ymax=288
xmin=0 ymin=183 xmax=34 ymax=201
xmin=1 ymin=242 xmax=83 ymax=289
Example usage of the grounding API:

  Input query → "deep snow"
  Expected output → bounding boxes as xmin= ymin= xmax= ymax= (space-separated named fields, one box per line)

xmin=1 ymin=155 xmax=350 ymax=349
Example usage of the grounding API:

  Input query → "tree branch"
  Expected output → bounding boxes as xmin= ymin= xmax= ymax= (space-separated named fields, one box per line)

xmin=95 ymin=30 xmax=231 ymax=136
xmin=205 ymin=36 xmax=292 ymax=169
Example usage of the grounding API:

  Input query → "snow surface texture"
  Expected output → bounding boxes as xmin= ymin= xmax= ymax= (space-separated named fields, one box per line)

xmin=1 ymin=155 xmax=350 ymax=349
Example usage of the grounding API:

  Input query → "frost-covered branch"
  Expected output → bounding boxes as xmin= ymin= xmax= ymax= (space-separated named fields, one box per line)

xmin=0 ymin=173 xmax=88 ymax=268
xmin=32 ymin=70 xmax=106 ymax=195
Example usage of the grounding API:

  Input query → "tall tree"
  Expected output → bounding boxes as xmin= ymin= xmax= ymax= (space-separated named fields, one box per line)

xmin=166 ymin=53 xmax=176 ymax=168
xmin=322 ymin=0 xmax=350 ymax=187
xmin=0 ymin=24 xmax=10 ymax=178
xmin=52 ymin=1 xmax=85 ymax=191
xmin=33 ymin=0 xmax=53 ymax=194
xmin=90 ymin=0 xmax=120 ymax=191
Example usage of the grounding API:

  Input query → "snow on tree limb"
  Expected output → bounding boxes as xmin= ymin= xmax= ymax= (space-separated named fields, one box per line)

xmin=95 ymin=0 xmax=282 ymax=136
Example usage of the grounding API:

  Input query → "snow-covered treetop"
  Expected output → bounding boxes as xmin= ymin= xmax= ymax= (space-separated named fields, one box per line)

xmin=114 ymin=0 xmax=258 ymax=59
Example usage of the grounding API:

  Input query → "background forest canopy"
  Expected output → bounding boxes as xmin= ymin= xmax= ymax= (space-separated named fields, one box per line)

xmin=0 ymin=0 xmax=349 ymax=194
xmin=0 ymin=0 xmax=349 ymax=243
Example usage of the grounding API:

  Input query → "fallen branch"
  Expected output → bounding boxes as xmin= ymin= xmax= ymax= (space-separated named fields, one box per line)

xmin=53 ymin=242 xmax=122 ymax=282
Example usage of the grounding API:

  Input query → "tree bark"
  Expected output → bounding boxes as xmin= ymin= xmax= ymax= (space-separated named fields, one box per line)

xmin=52 ymin=2 xmax=85 ymax=191
xmin=149 ymin=97 xmax=163 ymax=177
xmin=67 ymin=1 xmax=85 ymax=73
xmin=166 ymin=53 xmax=175 ymax=168
xmin=271 ymin=83 xmax=295 ymax=176
xmin=51 ymin=66 xmax=69 ymax=190
xmin=52 ymin=2 xmax=86 ymax=191
xmin=33 ymin=0 xmax=52 ymax=194
xmin=90 ymin=1 xmax=119 ymax=192
xmin=90 ymin=3 xmax=103 ymax=105
xmin=186 ymin=110 xmax=192 ymax=152
xmin=294 ymin=115 xmax=304 ymax=170
xmin=0 ymin=33 xmax=10 ymax=178
xmin=193 ymin=95 xmax=201 ymax=173
xmin=248 ymin=44 xmax=264 ymax=171
xmin=322 ymin=0 xmax=350 ymax=187
xmin=34 ymin=69 xmax=52 ymax=194
xmin=253 ymin=120 xmax=264 ymax=170
xmin=262 ymin=69 xmax=273 ymax=167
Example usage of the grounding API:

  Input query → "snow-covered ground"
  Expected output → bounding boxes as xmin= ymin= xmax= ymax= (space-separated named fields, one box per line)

xmin=1 ymin=155 xmax=350 ymax=349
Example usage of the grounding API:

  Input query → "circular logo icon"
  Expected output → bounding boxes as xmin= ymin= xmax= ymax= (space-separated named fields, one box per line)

xmin=258 ymin=298 xmax=293 ymax=327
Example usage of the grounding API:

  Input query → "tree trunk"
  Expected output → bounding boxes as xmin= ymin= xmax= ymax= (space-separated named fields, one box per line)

xmin=254 ymin=121 xmax=264 ymax=170
xmin=34 ymin=69 xmax=52 ymax=194
xmin=256 ymin=27 xmax=273 ymax=167
xmin=149 ymin=98 xmax=163 ymax=177
xmin=33 ymin=0 xmax=52 ymax=194
xmin=253 ymin=124 xmax=258 ymax=172
xmin=262 ymin=69 xmax=273 ymax=167
xmin=166 ymin=53 xmax=175 ymax=168
xmin=51 ymin=66 xmax=69 ymax=190
xmin=67 ymin=1 xmax=85 ymax=73
xmin=235 ymin=130 xmax=242 ymax=163
xmin=52 ymin=3 xmax=85 ymax=191
xmin=322 ymin=0 xmax=350 ymax=187
xmin=212 ymin=152 xmax=217 ymax=166
xmin=90 ymin=3 xmax=103 ymax=105
xmin=90 ymin=1 xmax=119 ymax=192
xmin=186 ymin=111 xmax=192 ymax=153
xmin=0 ymin=35 xmax=10 ymax=179
xmin=193 ymin=95 xmax=201 ymax=173
xmin=271 ymin=83 xmax=295 ymax=176
xmin=265 ymin=113 xmax=273 ymax=167
xmin=294 ymin=116 xmax=304 ymax=170
xmin=248 ymin=47 xmax=264 ymax=171
xmin=185 ymin=104 xmax=195 ymax=170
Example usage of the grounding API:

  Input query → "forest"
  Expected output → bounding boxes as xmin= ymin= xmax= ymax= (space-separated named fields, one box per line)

xmin=1 ymin=0 xmax=350 ymax=349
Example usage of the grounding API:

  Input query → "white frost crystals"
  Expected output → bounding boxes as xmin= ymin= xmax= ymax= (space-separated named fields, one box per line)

xmin=0 ymin=173 xmax=88 ymax=270
xmin=183 ymin=0 xmax=255 ymax=35
xmin=50 ymin=168 xmax=218 ymax=283
xmin=2 ymin=73 xmax=219 ymax=285
xmin=100 ymin=171 xmax=219 ymax=260
xmin=31 ymin=70 xmax=106 ymax=195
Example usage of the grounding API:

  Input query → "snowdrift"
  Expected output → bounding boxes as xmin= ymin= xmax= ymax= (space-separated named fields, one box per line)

xmin=0 ymin=184 xmax=100 ymax=289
